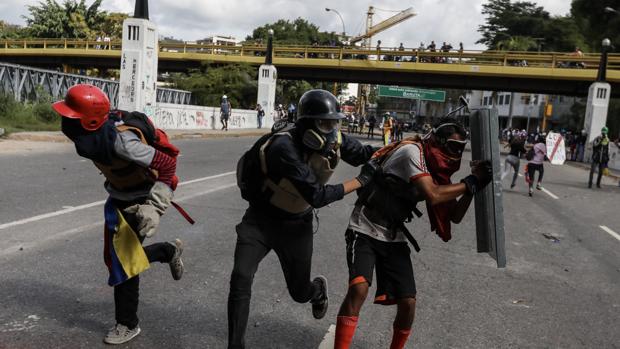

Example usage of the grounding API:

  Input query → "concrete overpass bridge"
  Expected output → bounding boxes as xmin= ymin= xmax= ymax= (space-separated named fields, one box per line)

xmin=2 ymin=39 xmax=620 ymax=97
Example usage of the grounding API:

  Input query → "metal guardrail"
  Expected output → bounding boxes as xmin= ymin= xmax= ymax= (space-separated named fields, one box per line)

xmin=1 ymin=39 xmax=618 ymax=71
xmin=0 ymin=61 xmax=191 ymax=106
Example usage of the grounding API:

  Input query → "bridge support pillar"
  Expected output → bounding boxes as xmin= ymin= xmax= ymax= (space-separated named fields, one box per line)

xmin=257 ymin=30 xmax=276 ymax=124
xmin=118 ymin=0 xmax=158 ymax=117
xmin=584 ymin=82 xmax=611 ymax=162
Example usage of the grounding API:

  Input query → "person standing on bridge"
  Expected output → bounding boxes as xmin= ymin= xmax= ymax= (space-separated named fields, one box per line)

xmin=333 ymin=118 xmax=492 ymax=349
xmin=589 ymin=126 xmax=610 ymax=189
xmin=53 ymin=84 xmax=186 ymax=345
xmin=255 ymin=104 xmax=265 ymax=129
xmin=229 ymin=89 xmax=378 ymax=349
xmin=221 ymin=95 xmax=232 ymax=131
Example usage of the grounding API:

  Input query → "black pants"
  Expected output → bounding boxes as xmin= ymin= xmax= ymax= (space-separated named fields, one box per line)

xmin=589 ymin=162 xmax=604 ymax=187
xmin=113 ymin=199 xmax=175 ymax=329
xmin=227 ymin=208 xmax=319 ymax=349
xmin=367 ymin=125 xmax=375 ymax=139
xmin=527 ymin=163 xmax=544 ymax=187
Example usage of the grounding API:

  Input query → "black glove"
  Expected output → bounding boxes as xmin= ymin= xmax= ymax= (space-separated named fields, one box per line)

xmin=356 ymin=159 xmax=379 ymax=187
xmin=460 ymin=160 xmax=493 ymax=195
xmin=472 ymin=160 xmax=493 ymax=187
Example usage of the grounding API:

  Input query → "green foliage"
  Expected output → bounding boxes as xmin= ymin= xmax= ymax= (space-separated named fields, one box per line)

xmin=246 ymin=18 xmax=339 ymax=45
xmin=22 ymin=0 xmax=120 ymax=39
xmin=477 ymin=0 xmax=585 ymax=52
xmin=0 ymin=21 xmax=27 ymax=39
xmin=571 ymin=0 xmax=620 ymax=53
xmin=0 ymin=93 xmax=60 ymax=134
xmin=172 ymin=63 xmax=258 ymax=109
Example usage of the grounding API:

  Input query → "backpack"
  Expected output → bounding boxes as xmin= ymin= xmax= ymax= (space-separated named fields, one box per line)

xmin=236 ymin=121 xmax=295 ymax=202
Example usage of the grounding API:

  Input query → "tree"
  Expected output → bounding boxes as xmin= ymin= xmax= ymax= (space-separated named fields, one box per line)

xmin=478 ymin=0 xmax=585 ymax=52
xmin=23 ymin=0 xmax=106 ymax=39
xmin=571 ymin=0 xmax=620 ymax=52
xmin=0 ymin=21 xmax=26 ymax=39
xmin=246 ymin=18 xmax=339 ymax=46
xmin=99 ymin=12 xmax=128 ymax=39
xmin=172 ymin=63 xmax=258 ymax=109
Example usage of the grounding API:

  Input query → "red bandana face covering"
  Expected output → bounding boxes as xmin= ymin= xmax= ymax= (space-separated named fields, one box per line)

xmin=423 ymin=135 xmax=464 ymax=242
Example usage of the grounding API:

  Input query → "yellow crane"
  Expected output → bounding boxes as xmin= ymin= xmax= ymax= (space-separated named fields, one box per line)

xmin=353 ymin=6 xmax=417 ymax=115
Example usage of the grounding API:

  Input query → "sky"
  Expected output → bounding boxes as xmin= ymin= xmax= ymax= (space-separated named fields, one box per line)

xmin=1 ymin=0 xmax=572 ymax=50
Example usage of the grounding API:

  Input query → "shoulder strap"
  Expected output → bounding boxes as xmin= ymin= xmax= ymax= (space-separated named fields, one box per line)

xmin=259 ymin=130 xmax=293 ymax=175
xmin=116 ymin=125 xmax=148 ymax=144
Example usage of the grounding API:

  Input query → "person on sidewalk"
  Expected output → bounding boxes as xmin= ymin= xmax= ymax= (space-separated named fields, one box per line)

xmin=333 ymin=119 xmax=492 ymax=349
xmin=358 ymin=115 xmax=366 ymax=135
xmin=382 ymin=113 xmax=393 ymax=146
xmin=221 ymin=95 xmax=232 ymax=131
xmin=526 ymin=135 xmax=547 ymax=196
xmin=502 ymin=135 xmax=527 ymax=189
xmin=53 ymin=84 xmax=185 ymax=345
xmin=255 ymin=104 xmax=265 ymax=129
xmin=589 ymin=126 xmax=610 ymax=188
xmin=575 ymin=129 xmax=587 ymax=162
xmin=367 ymin=114 xmax=377 ymax=139
xmin=228 ymin=89 xmax=378 ymax=349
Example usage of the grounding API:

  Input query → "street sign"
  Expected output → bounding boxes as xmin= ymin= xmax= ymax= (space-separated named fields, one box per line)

xmin=378 ymin=85 xmax=446 ymax=102
xmin=546 ymin=132 xmax=566 ymax=165
xmin=469 ymin=108 xmax=506 ymax=268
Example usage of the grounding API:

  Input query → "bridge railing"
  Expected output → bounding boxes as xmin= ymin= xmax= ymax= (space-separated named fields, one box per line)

xmin=3 ymin=39 xmax=620 ymax=71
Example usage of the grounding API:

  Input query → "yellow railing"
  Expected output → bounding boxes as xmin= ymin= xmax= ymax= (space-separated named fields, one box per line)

xmin=2 ymin=39 xmax=620 ymax=71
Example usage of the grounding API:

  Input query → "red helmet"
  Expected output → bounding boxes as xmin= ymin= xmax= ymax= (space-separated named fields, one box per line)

xmin=52 ymin=84 xmax=111 ymax=131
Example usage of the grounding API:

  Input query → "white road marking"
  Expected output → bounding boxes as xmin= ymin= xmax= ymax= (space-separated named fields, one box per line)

xmin=317 ymin=324 xmax=336 ymax=349
xmin=0 ymin=182 xmax=238 ymax=256
xmin=177 ymin=171 xmax=235 ymax=187
xmin=599 ymin=226 xmax=620 ymax=242
xmin=0 ymin=171 xmax=236 ymax=231
xmin=518 ymin=173 xmax=523 ymax=177
xmin=541 ymin=187 xmax=559 ymax=200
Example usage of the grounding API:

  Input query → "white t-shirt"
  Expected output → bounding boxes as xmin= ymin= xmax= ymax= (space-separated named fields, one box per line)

xmin=348 ymin=143 xmax=430 ymax=242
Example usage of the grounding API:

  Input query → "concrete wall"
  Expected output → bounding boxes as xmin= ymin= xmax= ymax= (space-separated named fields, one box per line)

xmin=608 ymin=143 xmax=620 ymax=171
xmin=152 ymin=103 xmax=274 ymax=130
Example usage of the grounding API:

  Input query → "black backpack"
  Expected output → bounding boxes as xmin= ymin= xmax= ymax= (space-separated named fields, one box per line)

xmin=236 ymin=121 xmax=295 ymax=202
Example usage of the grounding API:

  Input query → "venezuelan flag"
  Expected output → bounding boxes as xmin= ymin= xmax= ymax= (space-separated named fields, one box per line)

xmin=103 ymin=198 xmax=150 ymax=286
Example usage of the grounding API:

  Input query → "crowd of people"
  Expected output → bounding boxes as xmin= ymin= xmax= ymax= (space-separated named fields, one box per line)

xmin=345 ymin=112 xmax=407 ymax=145
xmin=501 ymin=126 xmax=619 ymax=193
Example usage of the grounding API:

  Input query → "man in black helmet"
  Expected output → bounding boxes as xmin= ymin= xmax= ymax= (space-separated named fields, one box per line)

xmin=227 ymin=89 xmax=377 ymax=349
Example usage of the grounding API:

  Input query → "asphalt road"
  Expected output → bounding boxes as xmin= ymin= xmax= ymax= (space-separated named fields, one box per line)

xmin=0 ymin=136 xmax=619 ymax=349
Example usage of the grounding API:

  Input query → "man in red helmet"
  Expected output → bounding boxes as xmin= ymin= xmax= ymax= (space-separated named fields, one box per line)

xmin=53 ymin=84 xmax=185 ymax=345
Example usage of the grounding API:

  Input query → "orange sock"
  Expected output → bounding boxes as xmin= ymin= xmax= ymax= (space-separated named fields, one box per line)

xmin=389 ymin=326 xmax=411 ymax=349
xmin=334 ymin=316 xmax=358 ymax=349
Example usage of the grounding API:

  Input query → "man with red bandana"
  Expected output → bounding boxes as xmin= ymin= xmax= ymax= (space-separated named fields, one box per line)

xmin=333 ymin=118 xmax=492 ymax=349
xmin=53 ymin=84 xmax=185 ymax=345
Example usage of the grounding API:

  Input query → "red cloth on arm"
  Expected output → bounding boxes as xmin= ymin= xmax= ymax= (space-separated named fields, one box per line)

xmin=150 ymin=150 xmax=178 ymax=190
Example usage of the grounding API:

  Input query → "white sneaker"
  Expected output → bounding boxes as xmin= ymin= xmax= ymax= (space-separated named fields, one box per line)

xmin=103 ymin=324 xmax=141 ymax=345
xmin=169 ymin=239 xmax=184 ymax=281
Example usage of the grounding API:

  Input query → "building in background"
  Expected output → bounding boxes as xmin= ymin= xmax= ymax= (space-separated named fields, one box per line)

xmin=199 ymin=35 xmax=240 ymax=46
xmin=466 ymin=91 xmax=581 ymax=132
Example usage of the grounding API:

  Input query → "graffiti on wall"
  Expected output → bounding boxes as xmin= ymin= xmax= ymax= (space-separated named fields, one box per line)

xmin=152 ymin=103 xmax=272 ymax=131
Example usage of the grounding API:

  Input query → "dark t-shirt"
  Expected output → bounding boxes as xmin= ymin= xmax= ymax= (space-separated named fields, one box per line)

xmin=509 ymin=140 xmax=527 ymax=157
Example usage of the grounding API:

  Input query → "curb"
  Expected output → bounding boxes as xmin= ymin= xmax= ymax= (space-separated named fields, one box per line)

xmin=5 ymin=130 xmax=271 ymax=143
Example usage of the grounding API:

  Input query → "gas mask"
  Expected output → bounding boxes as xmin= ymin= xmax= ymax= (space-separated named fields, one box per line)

xmin=302 ymin=119 xmax=342 ymax=158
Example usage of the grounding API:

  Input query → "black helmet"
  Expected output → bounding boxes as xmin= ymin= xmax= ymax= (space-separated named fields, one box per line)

xmin=297 ymin=90 xmax=344 ymax=120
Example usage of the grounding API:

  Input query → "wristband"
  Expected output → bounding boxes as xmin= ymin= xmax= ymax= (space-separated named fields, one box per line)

xmin=460 ymin=175 xmax=479 ymax=195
